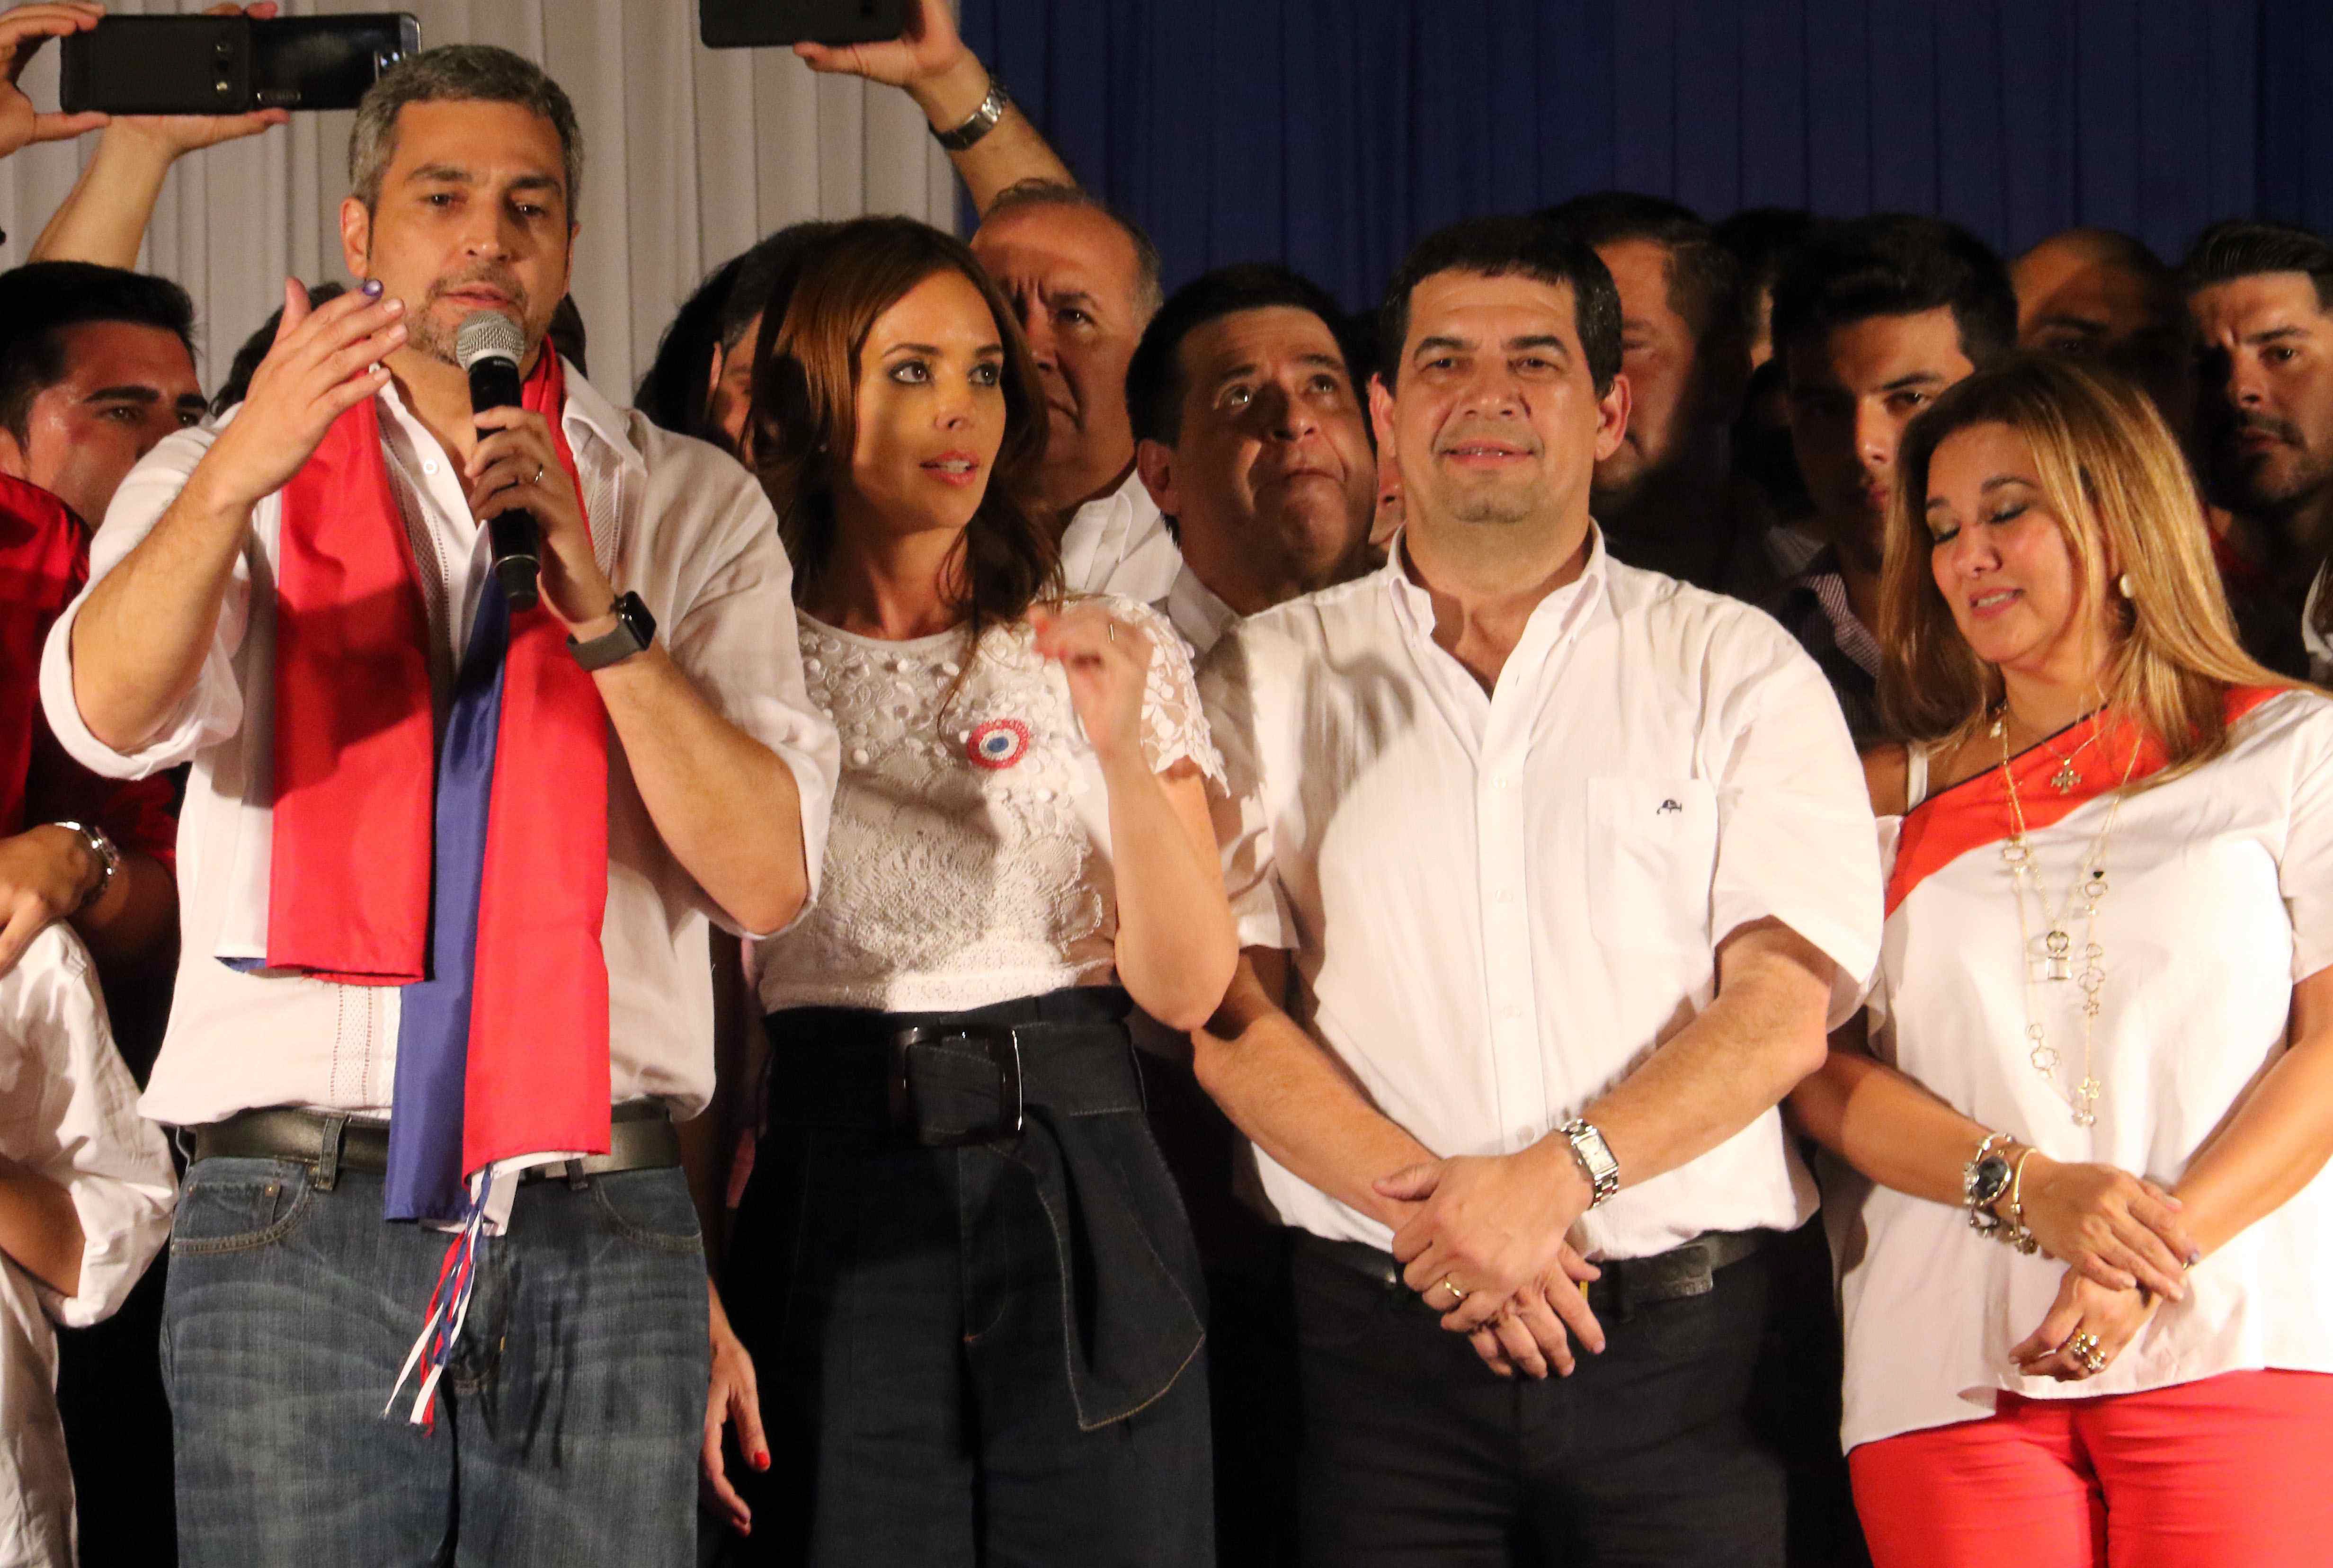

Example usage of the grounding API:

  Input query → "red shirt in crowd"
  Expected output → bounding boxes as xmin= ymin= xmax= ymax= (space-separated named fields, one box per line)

xmin=0 ymin=472 xmax=177 ymax=868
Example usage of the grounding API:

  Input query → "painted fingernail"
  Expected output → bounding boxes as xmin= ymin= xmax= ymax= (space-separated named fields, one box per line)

xmin=361 ymin=278 xmax=383 ymax=297
xmin=2186 ymin=1248 xmax=2202 ymax=1267
xmin=754 ymin=1451 xmax=770 ymax=1470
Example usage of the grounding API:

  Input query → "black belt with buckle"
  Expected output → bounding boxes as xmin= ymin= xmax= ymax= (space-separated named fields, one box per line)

xmin=765 ymin=991 xmax=1143 ymax=1149
xmin=1295 ymin=1226 xmax=1769 ymax=1320
xmin=190 ymin=1100 xmax=679 ymax=1191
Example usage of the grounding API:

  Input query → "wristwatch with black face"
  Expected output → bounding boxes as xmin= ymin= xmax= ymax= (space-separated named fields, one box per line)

xmin=567 ymin=591 xmax=656 ymax=671
xmin=1559 ymin=1118 xmax=1621 ymax=1209
xmin=1963 ymin=1132 xmax=2016 ymax=1233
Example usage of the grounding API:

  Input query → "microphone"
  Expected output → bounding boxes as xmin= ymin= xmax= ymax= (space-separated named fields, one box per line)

xmin=454 ymin=311 xmax=540 ymax=612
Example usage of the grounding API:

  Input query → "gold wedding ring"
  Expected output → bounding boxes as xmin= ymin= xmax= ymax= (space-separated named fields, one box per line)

xmin=1436 ymin=1277 xmax=1469 ymax=1308
xmin=1106 ymin=622 xmax=1117 ymax=643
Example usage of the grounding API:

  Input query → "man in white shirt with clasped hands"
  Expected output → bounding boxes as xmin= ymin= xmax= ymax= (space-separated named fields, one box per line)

xmin=1194 ymin=216 xmax=1882 ymax=1568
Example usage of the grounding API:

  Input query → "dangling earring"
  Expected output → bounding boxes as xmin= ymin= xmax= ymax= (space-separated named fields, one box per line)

xmin=2117 ymin=573 xmax=2135 ymax=600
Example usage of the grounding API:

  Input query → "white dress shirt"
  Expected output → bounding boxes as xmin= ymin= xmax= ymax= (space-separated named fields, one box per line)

xmin=1157 ymin=563 xmax=1240 ymax=660
xmin=39 ymin=365 xmax=839 ymax=1131
xmin=1058 ymin=469 xmax=1183 ymax=603
xmin=0 ymin=926 xmax=175 ymax=1568
xmin=1200 ymin=529 xmax=1883 ymax=1261
xmin=1842 ymin=690 xmax=2333 ymax=1450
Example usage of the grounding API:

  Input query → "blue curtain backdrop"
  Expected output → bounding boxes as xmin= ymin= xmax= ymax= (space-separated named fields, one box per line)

xmin=959 ymin=0 xmax=2333 ymax=312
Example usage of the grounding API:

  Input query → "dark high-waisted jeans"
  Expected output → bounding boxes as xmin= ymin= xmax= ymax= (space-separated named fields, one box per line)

xmin=719 ymin=987 xmax=1214 ymax=1567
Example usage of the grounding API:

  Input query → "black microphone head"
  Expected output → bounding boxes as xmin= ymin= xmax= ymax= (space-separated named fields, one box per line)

xmin=454 ymin=310 xmax=525 ymax=372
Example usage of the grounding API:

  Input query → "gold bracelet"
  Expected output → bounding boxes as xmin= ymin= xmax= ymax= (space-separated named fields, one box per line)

xmin=2004 ymin=1148 xmax=2041 ymax=1255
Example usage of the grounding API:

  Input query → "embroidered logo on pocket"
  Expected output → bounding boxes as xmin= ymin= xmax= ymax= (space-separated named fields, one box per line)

xmin=1658 ymin=799 xmax=1683 ymax=814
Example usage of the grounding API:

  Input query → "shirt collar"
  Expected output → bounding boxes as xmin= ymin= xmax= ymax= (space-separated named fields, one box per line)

xmin=1799 ymin=547 xmax=1884 ymax=677
xmin=1163 ymin=564 xmax=1241 ymax=657
xmin=374 ymin=355 xmax=642 ymax=479
xmin=1380 ymin=521 xmax=1612 ymax=650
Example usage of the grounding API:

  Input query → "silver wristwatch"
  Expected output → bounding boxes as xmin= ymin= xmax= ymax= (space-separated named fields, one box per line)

xmin=51 ymin=820 xmax=119 ymax=910
xmin=1559 ymin=1118 xmax=1621 ymax=1209
xmin=933 ymin=77 xmax=1011 ymax=151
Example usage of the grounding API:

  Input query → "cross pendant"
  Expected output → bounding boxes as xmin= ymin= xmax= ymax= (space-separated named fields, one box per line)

xmin=2051 ymin=757 xmax=2081 ymax=793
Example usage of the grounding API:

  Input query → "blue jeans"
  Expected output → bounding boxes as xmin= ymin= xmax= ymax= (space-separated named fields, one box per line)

xmin=163 ymin=1156 xmax=708 ymax=1568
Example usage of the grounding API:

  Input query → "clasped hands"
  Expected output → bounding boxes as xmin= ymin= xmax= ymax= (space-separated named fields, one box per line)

xmin=1374 ymin=1143 xmax=1608 ymax=1380
xmin=2001 ymin=1153 xmax=2199 ymax=1385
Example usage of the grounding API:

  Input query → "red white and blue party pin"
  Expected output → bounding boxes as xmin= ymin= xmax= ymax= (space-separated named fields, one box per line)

xmin=966 ymin=718 xmax=1032 ymax=770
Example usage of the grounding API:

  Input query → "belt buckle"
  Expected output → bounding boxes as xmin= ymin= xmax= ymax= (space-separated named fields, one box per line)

xmin=888 ymin=1022 xmax=1025 ymax=1148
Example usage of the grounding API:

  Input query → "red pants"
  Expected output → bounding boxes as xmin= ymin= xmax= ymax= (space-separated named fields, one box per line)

xmin=1849 ymin=1370 xmax=2333 ymax=1568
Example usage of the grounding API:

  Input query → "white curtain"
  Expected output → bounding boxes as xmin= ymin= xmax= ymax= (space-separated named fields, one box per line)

xmin=0 ymin=0 xmax=959 ymax=399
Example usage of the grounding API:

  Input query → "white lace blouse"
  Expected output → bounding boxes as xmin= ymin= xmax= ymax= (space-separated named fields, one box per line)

xmin=751 ymin=597 xmax=1224 ymax=1015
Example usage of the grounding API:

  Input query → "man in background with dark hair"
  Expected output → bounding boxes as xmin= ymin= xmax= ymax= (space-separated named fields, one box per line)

xmin=1769 ymin=214 xmax=2016 ymax=740
xmin=630 ymin=222 xmax=837 ymax=452
xmin=2182 ymin=220 xmax=2333 ymax=681
xmin=0 ymin=262 xmax=207 ymax=533
xmin=2014 ymin=227 xmax=2180 ymax=357
xmin=0 ymin=261 xmax=185 ymax=996
xmin=1196 ymin=215 xmax=1877 ymax=1568
xmin=1128 ymin=262 xmax=1377 ymax=657
xmin=1541 ymin=192 xmax=1756 ymax=593
xmin=2014 ymin=227 xmax=2193 ymax=444
xmin=1118 ymin=260 xmax=1376 ymax=1564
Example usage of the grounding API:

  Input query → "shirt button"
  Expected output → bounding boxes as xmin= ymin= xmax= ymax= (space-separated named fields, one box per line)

xmin=849 ymin=747 xmax=869 ymax=766
xmin=422 ymin=458 xmax=440 ymax=475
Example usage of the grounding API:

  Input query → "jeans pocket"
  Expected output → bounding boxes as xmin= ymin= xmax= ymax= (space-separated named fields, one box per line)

xmin=590 ymin=1168 xmax=705 ymax=1255
xmin=170 ymin=1159 xmax=312 ymax=1256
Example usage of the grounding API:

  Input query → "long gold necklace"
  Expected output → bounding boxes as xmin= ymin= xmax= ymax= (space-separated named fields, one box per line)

xmin=1994 ymin=710 xmax=2142 ymax=1127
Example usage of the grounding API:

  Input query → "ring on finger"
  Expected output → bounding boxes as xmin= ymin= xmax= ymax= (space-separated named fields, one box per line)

xmin=1106 ymin=622 xmax=1117 ymax=643
xmin=532 ymin=462 xmax=545 ymax=484
xmin=1435 ymin=1277 xmax=1469 ymax=1308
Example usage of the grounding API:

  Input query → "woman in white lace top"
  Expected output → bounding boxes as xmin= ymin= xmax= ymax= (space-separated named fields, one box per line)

xmin=698 ymin=216 xmax=1236 ymax=1567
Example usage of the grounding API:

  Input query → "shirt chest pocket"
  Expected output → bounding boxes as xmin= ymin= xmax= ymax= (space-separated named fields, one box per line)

xmin=1582 ymin=776 xmax=1719 ymax=952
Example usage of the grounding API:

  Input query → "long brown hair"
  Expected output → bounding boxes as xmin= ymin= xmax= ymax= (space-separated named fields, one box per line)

xmin=748 ymin=215 xmax=1058 ymax=627
xmin=1880 ymin=354 xmax=2292 ymax=784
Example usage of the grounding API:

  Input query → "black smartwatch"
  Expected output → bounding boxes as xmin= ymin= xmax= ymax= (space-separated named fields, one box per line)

xmin=567 ymin=591 xmax=656 ymax=671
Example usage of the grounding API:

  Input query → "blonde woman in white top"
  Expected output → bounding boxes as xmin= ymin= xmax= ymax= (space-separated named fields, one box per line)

xmin=695 ymin=216 xmax=1236 ymax=1568
xmin=1789 ymin=355 xmax=2333 ymax=1568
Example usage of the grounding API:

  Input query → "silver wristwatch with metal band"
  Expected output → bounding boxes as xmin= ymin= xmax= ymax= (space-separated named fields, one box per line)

xmin=1559 ymin=1118 xmax=1621 ymax=1209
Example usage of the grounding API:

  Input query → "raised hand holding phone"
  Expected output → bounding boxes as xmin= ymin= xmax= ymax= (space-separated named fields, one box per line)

xmin=0 ymin=2 xmax=108 ymax=160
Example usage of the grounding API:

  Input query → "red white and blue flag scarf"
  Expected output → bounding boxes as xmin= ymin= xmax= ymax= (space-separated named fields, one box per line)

xmin=264 ymin=349 xmax=611 ymax=1420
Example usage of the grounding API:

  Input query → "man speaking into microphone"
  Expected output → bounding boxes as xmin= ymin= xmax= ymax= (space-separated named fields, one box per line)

xmin=459 ymin=309 xmax=544 ymax=608
xmin=40 ymin=44 xmax=838 ymax=1568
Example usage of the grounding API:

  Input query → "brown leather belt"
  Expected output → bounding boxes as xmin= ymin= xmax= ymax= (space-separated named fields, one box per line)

xmin=190 ymin=1101 xmax=678 ymax=1191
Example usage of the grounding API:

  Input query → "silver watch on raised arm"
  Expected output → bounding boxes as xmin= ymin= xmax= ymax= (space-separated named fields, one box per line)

xmin=1559 ymin=1118 xmax=1621 ymax=1209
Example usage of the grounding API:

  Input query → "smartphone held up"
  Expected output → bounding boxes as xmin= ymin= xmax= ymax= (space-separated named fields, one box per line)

xmin=700 ymin=0 xmax=911 ymax=50
xmin=59 ymin=11 xmax=419 ymax=116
